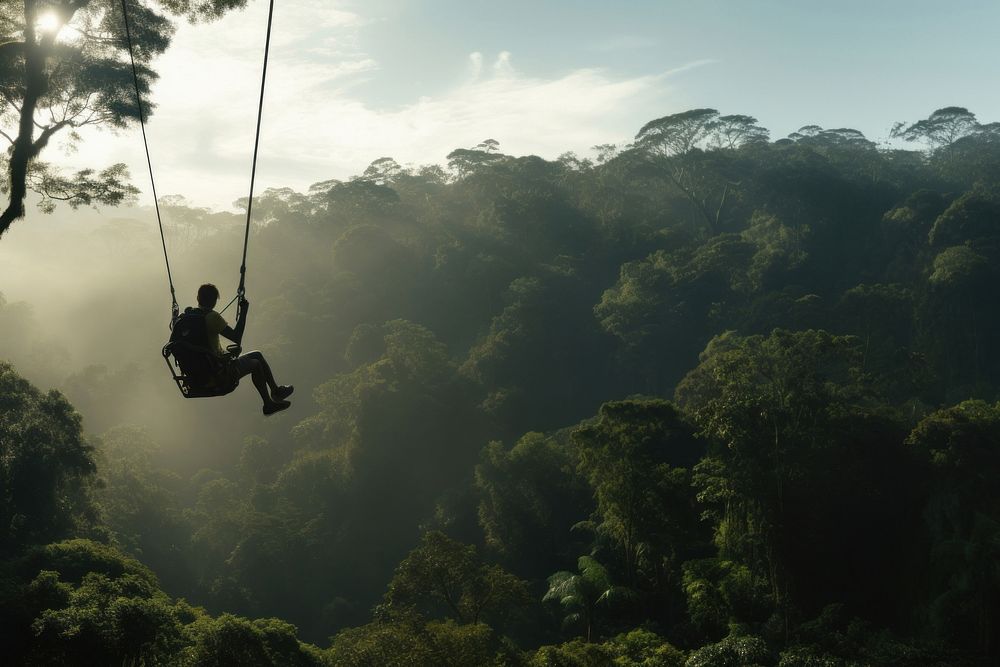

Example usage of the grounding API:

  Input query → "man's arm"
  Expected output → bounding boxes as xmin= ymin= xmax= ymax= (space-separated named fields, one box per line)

xmin=220 ymin=299 xmax=249 ymax=345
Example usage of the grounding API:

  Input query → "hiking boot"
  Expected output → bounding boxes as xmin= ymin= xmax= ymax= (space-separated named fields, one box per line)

xmin=263 ymin=399 xmax=291 ymax=416
xmin=273 ymin=385 xmax=294 ymax=400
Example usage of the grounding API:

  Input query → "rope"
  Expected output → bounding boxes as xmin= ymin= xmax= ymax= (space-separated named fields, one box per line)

xmin=121 ymin=0 xmax=274 ymax=322
xmin=238 ymin=0 xmax=275 ymax=299
xmin=120 ymin=0 xmax=177 ymax=321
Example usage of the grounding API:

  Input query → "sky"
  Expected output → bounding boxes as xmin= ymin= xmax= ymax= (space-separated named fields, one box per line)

xmin=57 ymin=0 xmax=1000 ymax=210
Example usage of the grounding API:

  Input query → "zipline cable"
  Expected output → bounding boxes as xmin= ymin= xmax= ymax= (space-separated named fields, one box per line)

xmin=120 ymin=0 xmax=177 ymax=320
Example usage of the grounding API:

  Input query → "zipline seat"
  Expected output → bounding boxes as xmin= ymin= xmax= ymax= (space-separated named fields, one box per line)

xmin=162 ymin=339 xmax=241 ymax=398
xmin=161 ymin=307 xmax=241 ymax=398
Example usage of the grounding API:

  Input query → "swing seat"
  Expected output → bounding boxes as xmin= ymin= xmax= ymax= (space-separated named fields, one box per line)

xmin=162 ymin=340 xmax=240 ymax=399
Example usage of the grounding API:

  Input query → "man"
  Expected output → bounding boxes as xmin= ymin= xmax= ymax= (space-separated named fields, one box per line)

xmin=196 ymin=283 xmax=293 ymax=415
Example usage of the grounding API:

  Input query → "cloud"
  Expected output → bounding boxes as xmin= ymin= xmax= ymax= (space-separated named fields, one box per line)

xmin=493 ymin=51 xmax=513 ymax=75
xmin=66 ymin=0 xmax=688 ymax=210
xmin=468 ymin=52 xmax=483 ymax=79
xmin=662 ymin=58 xmax=719 ymax=78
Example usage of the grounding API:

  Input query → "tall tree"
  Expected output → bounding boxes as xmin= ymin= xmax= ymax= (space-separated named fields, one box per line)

xmin=382 ymin=531 xmax=528 ymax=626
xmin=891 ymin=107 xmax=981 ymax=151
xmin=676 ymin=330 xmax=914 ymax=628
xmin=0 ymin=0 xmax=247 ymax=236
xmin=0 ymin=362 xmax=97 ymax=553
xmin=711 ymin=114 xmax=769 ymax=150
xmin=571 ymin=399 xmax=703 ymax=588
xmin=907 ymin=401 xmax=1000 ymax=658
xmin=543 ymin=555 xmax=629 ymax=643
xmin=633 ymin=109 xmax=746 ymax=234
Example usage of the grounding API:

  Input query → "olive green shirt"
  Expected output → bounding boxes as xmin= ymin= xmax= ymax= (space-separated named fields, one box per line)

xmin=203 ymin=309 xmax=228 ymax=358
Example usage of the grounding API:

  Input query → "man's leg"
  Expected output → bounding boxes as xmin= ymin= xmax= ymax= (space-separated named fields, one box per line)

xmin=243 ymin=351 xmax=279 ymax=394
xmin=236 ymin=351 xmax=292 ymax=411
xmin=238 ymin=356 xmax=271 ymax=405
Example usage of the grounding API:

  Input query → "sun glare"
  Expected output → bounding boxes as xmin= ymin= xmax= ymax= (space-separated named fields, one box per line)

xmin=35 ymin=11 xmax=61 ymax=34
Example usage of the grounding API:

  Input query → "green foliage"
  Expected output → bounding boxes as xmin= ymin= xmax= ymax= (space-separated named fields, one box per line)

xmin=595 ymin=236 xmax=754 ymax=391
xmin=94 ymin=426 xmax=192 ymax=590
xmin=677 ymin=330 xmax=917 ymax=622
xmin=741 ymin=211 xmax=808 ymax=291
xmin=573 ymin=399 xmax=703 ymax=587
xmin=329 ymin=617 xmax=523 ymax=666
xmin=682 ymin=559 xmax=773 ymax=638
xmin=7 ymin=104 xmax=1000 ymax=662
xmin=29 ymin=570 xmax=185 ymax=666
xmin=0 ymin=0 xmax=247 ymax=234
xmin=683 ymin=633 xmax=770 ymax=667
xmin=476 ymin=432 xmax=592 ymax=576
xmin=892 ymin=107 xmax=981 ymax=150
xmin=384 ymin=531 xmax=529 ymax=626
xmin=543 ymin=556 xmax=631 ymax=643
xmin=185 ymin=614 xmax=325 ymax=667
xmin=0 ymin=538 xmax=326 ymax=665
xmin=3 ymin=539 xmax=177 ymax=665
xmin=928 ymin=190 xmax=1000 ymax=249
xmin=531 ymin=639 xmax=614 ymax=667
xmin=0 ymin=363 xmax=97 ymax=552
xmin=907 ymin=401 xmax=1000 ymax=656
xmin=329 ymin=619 xmax=435 ymax=666
xmin=605 ymin=629 xmax=685 ymax=667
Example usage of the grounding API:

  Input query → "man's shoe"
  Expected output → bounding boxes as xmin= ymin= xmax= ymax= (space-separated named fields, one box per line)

xmin=263 ymin=399 xmax=291 ymax=416
xmin=273 ymin=385 xmax=294 ymax=400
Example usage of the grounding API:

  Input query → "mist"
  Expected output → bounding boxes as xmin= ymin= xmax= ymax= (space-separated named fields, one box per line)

xmin=0 ymin=199 xmax=312 ymax=471
xmin=3 ymin=3 xmax=1000 ymax=662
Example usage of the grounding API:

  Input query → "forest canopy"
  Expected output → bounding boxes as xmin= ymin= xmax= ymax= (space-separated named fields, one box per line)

xmin=2 ymin=104 xmax=1000 ymax=665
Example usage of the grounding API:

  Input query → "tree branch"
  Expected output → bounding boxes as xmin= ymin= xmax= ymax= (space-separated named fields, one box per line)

xmin=30 ymin=120 xmax=70 ymax=157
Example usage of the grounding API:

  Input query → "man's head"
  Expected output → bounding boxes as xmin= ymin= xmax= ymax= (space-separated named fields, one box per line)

xmin=197 ymin=283 xmax=220 ymax=309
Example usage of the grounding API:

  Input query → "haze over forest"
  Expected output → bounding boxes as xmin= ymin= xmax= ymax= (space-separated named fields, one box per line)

xmin=3 ymin=1 xmax=1000 ymax=666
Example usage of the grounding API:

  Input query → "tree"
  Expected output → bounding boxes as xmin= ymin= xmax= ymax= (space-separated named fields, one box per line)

xmin=741 ymin=210 xmax=808 ymax=291
xmin=891 ymin=107 xmax=980 ymax=151
xmin=676 ymin=330 xmax=915 ymax=627
xmin=0 ymin=0 xmax=248 ymax=236
xmin=711 ymin=114 xmax=769 ymax=150
xmin=4 ymin=539 xmax=184 ymax=665
xmin=95 ymin=425 xmax=193 ymax=595
xmin=476 ymin=138 xmax=500 ymax=153
xmin=446 ymin=146 xmax=506 ymax=178
xmin=603 ymin=629 xmax=684 ymax=667
xmin=633 ymin=109 xmax=741 ymax=234
xmin=636 ymin=109 xmax=720 ymax=156
xmin=786 ymin=125 xmax=882 ymax=182
xmin=542 ymin=556 xmax=629 ymax=642
xmin=0 ymin=362 xmax=97 ymax=552
xmin=383 ymin=531 xmax=529 ymax=626
xmin=594 ymin=235 xmax=754 ymax=392
xmin=928 ymin=189 xmax=1000 ymax=249
xmin=907 ymin=401 xmax=1000 ymax=658
xmin=360 ymin=157 xmax=406 ymax=185
xmin=475 ymin=432 xmax=592 ymax=578
xmin=923 ymin=245 xmax=999 ymax=390
xmin=571 ymin=399 xmax=703 ymax=588
xmin=684 ymin=633 xmax=769 ymax=667
xmin=186 ymin=614 xmax=325 ymax=667
xmin=329 ymin=617 xmax=521 ymax=667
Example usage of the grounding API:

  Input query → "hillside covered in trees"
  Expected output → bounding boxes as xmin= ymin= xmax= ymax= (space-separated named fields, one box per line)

xmin=3 ymin=105 xmax=1000 ymax=665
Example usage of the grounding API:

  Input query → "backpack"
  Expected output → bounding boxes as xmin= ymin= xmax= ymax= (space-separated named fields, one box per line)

xmin=166 ymin=308 xmax=236 ymax=390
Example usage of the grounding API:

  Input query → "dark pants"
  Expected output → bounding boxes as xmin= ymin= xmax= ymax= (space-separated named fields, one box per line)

xmin=235 ymin=350 xmax=281 ymax=406
xmin=235 ymin=350 xmax=267 ymax=378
